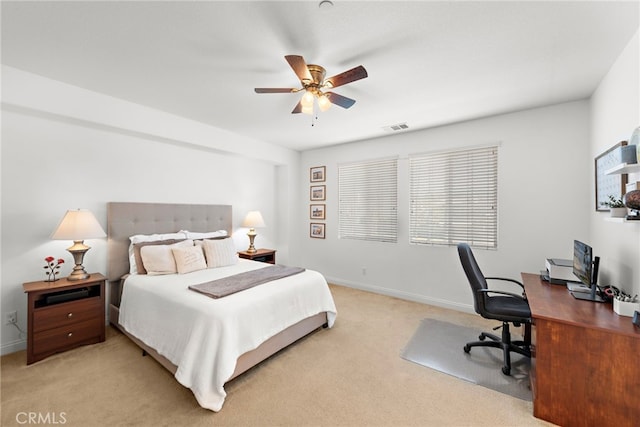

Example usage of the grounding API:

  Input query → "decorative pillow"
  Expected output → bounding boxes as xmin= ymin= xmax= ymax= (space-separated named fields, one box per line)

xmin=172 ymin=245 xmax=207 ymax=274
xmin=140 ymin=240 xmax=193 ymax=275
xmin=201 ymin=237 xmax=238 ymax=268
xmin=181 ymin=230 xmax=228 ymax=240
xmin=133 ymin=239 xmax=183 ymax=275
xmin=128 ymin=232 xmax=187 ymax=274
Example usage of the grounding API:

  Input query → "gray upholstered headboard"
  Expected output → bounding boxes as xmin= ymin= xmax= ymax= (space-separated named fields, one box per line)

xmin=107 ymin=202 xmax=232 ymax=282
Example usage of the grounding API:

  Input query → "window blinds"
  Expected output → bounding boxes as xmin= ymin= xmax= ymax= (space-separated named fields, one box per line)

xmin=338 ymin=157 xmax=398 ymax=243
xmin=409 ymin=145 xmax=498 ymax=249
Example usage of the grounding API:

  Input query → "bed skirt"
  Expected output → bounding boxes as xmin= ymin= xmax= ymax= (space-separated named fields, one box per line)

xmin=109 ymin=304 xmax=328 ymax=381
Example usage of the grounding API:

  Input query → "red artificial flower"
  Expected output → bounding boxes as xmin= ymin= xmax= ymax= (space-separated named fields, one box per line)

xmin=43 ymin=256 xmax=63 ymax=281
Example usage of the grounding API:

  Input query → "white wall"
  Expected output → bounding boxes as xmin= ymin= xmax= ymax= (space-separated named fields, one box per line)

xmin=590 ymin=29 xmax=640 ymax=298
xmin=295 ymin=101 xmax=591 ymax=311
xmin=1 ymin=67 xmax=300 ymax=355
xmin=3 ymin=28 xmax=637 ymax=356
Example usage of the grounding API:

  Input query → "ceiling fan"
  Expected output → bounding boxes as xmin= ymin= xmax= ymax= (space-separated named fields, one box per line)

xmin=255 ymin=55 xmax=368 ymax=115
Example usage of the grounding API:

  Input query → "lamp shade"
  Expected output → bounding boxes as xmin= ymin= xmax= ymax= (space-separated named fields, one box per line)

xmin=51 ymin=209 xmax=106 ymax=240
xmin=301 ymin=90 xmax=314 ymax=108
xmin=242 ymin=211 xmax=266 ymax=229
xmin=318 ymin=94 xmax=331 ymax=112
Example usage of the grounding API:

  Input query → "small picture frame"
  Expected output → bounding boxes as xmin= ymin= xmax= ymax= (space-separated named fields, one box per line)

xmin=310 ymin=204 xmax=326 ymax=220
xmin=310 ymin=223 xmax=325 ymax=239
xmin=310 ymin=185 xmax=326 ymax=201
xmin=310 ymin=166 xmax=326 ymax=182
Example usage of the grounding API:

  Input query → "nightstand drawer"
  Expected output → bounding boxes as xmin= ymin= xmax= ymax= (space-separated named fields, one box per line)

xmin=33 ymin=317 xmax=103 ymax=355
xmin=33 ymin=297 xmax=102 ymax=333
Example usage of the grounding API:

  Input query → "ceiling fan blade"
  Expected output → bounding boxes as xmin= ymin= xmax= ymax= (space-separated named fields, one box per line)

xmin=324 ymin=65 xmax=368 ymax=89
xmin=326 ymin=92 xmax=356 ymax=109
xmin=285 ymin=55 xmax=312 ymax=83
xmin=255 ymin=88 xmax=296 ymax=93
xmin=291 ymin=100 xmax=303 ymax=114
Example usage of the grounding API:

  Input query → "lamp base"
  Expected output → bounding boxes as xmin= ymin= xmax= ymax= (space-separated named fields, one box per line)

xmin=246 ymin=229 xmax=257 ymax=253
xmin=67 ymin=240 xmax=91 ymax=281
xmin=68 ymin=268 xmax=90 ymax=281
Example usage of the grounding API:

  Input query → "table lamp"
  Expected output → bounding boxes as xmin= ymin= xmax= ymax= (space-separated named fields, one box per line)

xmin=241 ymin=211 xmax=266 ymax=253
xmin=51 ymin=209 xmax=106 ymax=281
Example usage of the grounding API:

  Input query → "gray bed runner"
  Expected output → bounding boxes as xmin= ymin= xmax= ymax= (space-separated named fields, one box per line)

xmin=189 ymin=265 xmax=305 ymax=299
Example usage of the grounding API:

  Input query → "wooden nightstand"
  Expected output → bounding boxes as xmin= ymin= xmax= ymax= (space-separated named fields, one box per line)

xmin=23 ymin=273 xmax=106 ymax=365
xmin=238 ymin=249 xmax=276 ymax=264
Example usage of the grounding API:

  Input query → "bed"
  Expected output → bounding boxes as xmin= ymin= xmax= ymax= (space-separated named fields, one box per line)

xmin=107 ymin=202 xmax=337 ymax=411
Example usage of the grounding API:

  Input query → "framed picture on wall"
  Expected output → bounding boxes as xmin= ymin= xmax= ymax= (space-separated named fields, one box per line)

xmin=310 ymin=223 xmax=325 ymax=239
xmin=310 ymin=204 xmax=326 ymax=219
xmin=595 ymin=141 xmax=628 ymax=211
xmin=310 ymin=185 xmax=326 ymax=201
xmin=310 ymin=166 xmax=326 ymax=182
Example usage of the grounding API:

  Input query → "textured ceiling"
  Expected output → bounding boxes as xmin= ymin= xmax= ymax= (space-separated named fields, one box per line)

xmin=2 ymin=1 xmax=639 ymax=151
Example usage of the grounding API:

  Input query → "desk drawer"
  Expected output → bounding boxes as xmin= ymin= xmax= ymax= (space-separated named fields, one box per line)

xmin=33 ymin=297 xmax=101 ymax=333
xmin=32 ymin=317 xmax=103 ymax=355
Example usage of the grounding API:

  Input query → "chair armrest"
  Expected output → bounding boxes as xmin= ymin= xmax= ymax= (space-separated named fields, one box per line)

xmin=477 ymin=288 xmax=528 ymax=301
xmin=485 ymin=277 xmax=525 ymax=291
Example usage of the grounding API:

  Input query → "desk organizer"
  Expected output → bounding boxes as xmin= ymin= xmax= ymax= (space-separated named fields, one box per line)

xmin=613 ymin=298 xmax=640 ymax=317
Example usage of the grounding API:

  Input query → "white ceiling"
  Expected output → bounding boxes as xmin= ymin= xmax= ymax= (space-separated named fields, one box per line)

xmin=2 ymin=1 xmax=638 ymax=151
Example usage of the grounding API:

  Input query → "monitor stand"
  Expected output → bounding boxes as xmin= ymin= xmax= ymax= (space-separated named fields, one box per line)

xmin=571 ymin=285 xmax=605 ymax=302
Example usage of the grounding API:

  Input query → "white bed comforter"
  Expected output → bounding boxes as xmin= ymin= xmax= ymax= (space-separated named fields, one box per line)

xmin=119 ymin=259 xmax=337 ymax=411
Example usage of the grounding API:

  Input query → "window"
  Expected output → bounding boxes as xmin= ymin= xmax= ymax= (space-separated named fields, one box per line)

xmin=409 ymin=145 xmax=498 ymax=249
xmin=338 ymin=157 xmax=398 ymax=243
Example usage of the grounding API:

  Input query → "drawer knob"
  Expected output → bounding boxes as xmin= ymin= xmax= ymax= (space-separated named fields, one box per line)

xmin=67 ymin=313 xmax=73 ymax=318
xmin=67 ymin=332 xmax=73 ymax=338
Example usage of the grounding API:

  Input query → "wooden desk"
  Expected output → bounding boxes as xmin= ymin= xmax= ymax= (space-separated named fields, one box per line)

xmin=522 ymin=273 xmax=640 ymax=427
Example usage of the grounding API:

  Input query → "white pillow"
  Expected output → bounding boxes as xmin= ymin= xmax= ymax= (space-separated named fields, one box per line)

xmin=172 ymin=245 xmax=207 ymax=274
xmin=201 ymin=237 xmax=238 ymax=268
xmin=140 ymin=239 xmax=193 ymax=275
xmin=181 ymin=230 xmax=228 ymax=240
xmin=128 ymin=232 xmax=187 ymax=274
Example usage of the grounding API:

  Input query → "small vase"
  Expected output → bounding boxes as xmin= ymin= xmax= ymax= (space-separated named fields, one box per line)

xmin=45 ymin=273 xmax=58 ymax=282
xmin=610 ymin=207 xmax=627 ymax=218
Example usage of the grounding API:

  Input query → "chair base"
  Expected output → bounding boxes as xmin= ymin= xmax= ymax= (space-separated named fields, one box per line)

xmin=463 ymin=322 xmax=531 ymax=375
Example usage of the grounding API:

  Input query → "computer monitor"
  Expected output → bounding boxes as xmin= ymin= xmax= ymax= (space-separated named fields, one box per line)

xmin=571 ymin=240 xmax=603 ymax=302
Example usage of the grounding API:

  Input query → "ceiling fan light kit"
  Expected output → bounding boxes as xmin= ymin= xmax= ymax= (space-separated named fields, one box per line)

xmin=255 ymin=55 xmax=368 ymax=118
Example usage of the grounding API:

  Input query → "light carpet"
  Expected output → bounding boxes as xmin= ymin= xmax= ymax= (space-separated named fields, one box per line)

xmin=401 ymin=318 xmax=532 ymax=401
xmin=2 ymin=285 xmax=550 ymax=426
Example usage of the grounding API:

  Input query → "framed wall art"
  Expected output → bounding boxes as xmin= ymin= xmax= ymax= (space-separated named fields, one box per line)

xmin=595 ymin=141 xmax=628 ymax=211
xmin=310 ymin=166 xmax=326 ymax=182
xmin=310 ymin=185 xmax=326 ymax=201
xmin=310 ymin=204 xmax=326 ymax=220
xmin=310 ymin=223 xmax=325 ymax=239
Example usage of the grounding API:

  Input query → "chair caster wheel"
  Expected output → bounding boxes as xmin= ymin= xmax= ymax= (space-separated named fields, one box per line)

xmin=478 ymin=334 xmax=486 ymax=341
xmin=463 ymin=345 xmax=471 ymax=353
xmin=502 ymin=366 xmax=510 ymax=375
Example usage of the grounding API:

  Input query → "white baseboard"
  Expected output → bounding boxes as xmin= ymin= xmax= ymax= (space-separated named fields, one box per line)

xmin=325 ymin=276 xmax=475 ymax=314
xmin=1 ymin=338 xmax=26 ymax=356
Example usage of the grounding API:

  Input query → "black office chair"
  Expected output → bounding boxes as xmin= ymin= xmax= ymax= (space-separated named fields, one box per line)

xmin=457 ymin=243 xmax=531 ymax=375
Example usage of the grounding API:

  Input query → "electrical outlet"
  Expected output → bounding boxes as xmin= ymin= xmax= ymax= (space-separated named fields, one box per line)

xmin=6 ymin=311 xmax=17 ymax=325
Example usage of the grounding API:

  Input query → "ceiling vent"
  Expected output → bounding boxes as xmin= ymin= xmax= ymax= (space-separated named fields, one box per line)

xmin=382 ymin=122 xmax=409 ymax=132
